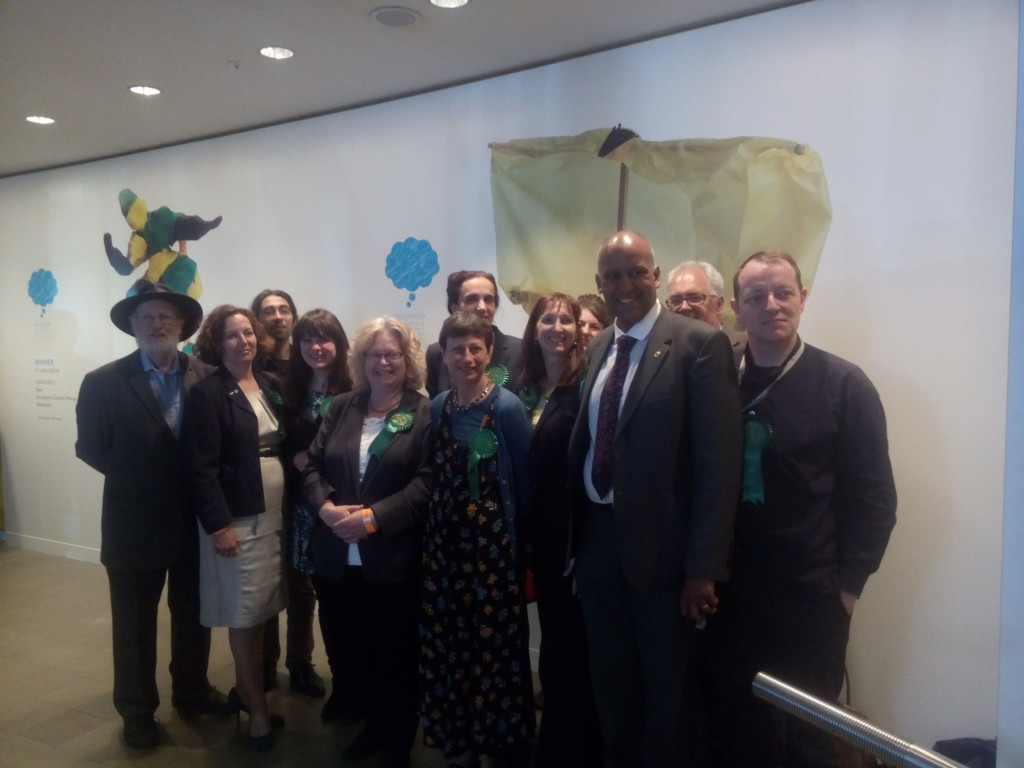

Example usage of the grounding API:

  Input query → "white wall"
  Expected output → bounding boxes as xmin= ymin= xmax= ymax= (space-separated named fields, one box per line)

xmin=998 ymin=6 xmax=1024 ymax=765
xmin=1 ymin=0 xmax=1018 ymax=758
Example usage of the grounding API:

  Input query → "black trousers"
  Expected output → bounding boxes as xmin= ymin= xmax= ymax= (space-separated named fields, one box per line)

xmin=709 ymin=583 xmax=851 ymax=768
xmin=576 ymin=503 xmax=703 ymax=768
xmin=532 ymin=552 xmax=602 ymax=768
xmin=313 ymin=567 xmax=420 ymax=757
xmin=263 ymin=561 xmax=317 ymax=671
xmin=105 ymin=555 xmax=211 ymax=722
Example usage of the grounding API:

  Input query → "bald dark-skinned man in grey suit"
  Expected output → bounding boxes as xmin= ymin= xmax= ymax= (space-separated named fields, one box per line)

xmin=568 ymin=232 xmax=742 ymax=768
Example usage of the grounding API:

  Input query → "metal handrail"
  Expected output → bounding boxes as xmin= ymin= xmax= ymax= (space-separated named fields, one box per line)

xmin=751 ymin=672 xmax=967 ymax=768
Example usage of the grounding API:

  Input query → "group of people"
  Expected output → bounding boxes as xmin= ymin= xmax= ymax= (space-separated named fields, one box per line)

xmin=76 ymin=229 xmax=896 ymax=768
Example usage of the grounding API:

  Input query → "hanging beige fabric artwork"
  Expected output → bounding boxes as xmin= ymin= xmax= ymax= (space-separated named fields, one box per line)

xmin=490 ymin=128 xmax=831 ymax=319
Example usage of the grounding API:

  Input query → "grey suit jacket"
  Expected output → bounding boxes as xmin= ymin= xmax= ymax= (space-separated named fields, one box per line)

xmin=723 ymin=326 xmax=747 ymax=369
xmin=568 ymin=310 xmax=743 ymax=591
xmin=76 ymin=349 xmax=214 ymax=570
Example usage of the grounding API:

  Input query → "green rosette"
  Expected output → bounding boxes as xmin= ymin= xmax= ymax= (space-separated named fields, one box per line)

xmin=385 ymin=408 xmax=414 ymax=433
xmin=316 ymin=397 xmax=333 ymax=419
xmin=486 ymin=364 xmax=509 ymax=388
xmin=467 ymin=428 xmax=499 ymax=501
xmin=368 ymin=407 xmax=416 ymax=459
xmin=517 ymin=384 xmax=540 ymax=411
xmin=309 ymin=391 xmax=334 ymax=420
xmin=742 ymin=415 xmax=772 ymax=504
xmin=264 ymin=387 xmax=286 ymax=439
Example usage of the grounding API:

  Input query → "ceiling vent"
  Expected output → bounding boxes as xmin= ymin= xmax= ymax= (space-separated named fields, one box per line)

xmin=370 ymin=6 xmax=420 ymax=26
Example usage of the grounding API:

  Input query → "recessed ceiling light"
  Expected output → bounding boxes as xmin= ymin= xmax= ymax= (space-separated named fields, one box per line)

xmin=26 ymin=115 xmax=55 ymax=125
xmin=371 ymin=6 xmax=420 ymax=26
xmin=129 ymin=85 xmax=161 ymax=96
xmin=260 ymin=46 xmax=294 ymax=60
xmin=429 ymin=0 xmax=469 ymax=7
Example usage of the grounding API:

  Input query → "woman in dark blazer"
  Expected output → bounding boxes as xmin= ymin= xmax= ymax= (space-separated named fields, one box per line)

xmin=280 ymin=308 xmax=352 ymax=690
xmin=302 ymin=316 xmax=431 ymax=768
xmin=516 ymin=293 xmax=602 ymax=768
xmin=187 ymin=305 xmax=287 ymax=752
xmin=283 ymin=309 xmax=353 ymax=574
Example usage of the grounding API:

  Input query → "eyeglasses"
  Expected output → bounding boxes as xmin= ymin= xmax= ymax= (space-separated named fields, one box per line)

xmin=364 ymin=352 xmax=403 ymax=362
xmin=260 ymin=306 xmax=292 ymax=317
xmin=132 ymin=312 xmax=181 ymax=326
xmin=665 ymin=292 xmax=715 ymax=310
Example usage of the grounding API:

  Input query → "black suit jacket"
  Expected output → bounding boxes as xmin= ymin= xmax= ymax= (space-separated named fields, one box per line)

xmin=76 ymin=349 xmax=214 ymax=570
xmin=301 ymin=389 xmax=432 ymax=583
xmin=185 ymin=367 xmax=284 ymax=534
xmin=527 ymin=384 xmax=580 ymax=574
xmin=568 ymin=310 xmax=743 ymax=592
xmin=425 ymin=325 xmax=523 ymax=398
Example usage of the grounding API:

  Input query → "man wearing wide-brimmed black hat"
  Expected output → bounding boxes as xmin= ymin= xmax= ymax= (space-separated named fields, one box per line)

xmin=76 ymin=281 xmax=233 ymax=749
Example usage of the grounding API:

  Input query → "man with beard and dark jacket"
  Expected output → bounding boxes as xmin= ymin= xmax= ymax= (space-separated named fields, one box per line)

xmin=76 ymin=281 xmax=233 ymax=750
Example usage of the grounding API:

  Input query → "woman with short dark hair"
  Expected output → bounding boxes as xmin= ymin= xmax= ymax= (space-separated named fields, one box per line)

xmin=576 ymin=293 xmax=611 ymax=352
xmin=420 ymin=312 xmax=535 ymax=768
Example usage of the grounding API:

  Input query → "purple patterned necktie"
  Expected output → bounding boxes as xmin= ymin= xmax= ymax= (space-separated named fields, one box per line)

xmin=591 ymin=334 xmax=636 ymax=498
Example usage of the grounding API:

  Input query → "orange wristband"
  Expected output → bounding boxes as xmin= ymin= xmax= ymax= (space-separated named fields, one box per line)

xmin=362 ymin=507 xmax=378 ymax=534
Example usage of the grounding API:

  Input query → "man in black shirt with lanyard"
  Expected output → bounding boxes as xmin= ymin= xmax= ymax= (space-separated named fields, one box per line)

xmin=712 ymin=250 xmax=897 ymax=768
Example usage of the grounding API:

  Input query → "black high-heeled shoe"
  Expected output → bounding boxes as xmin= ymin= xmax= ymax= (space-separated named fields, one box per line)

xmin=227 ymin=687 xmax=286 ymax=729
xmin=248 ymin=729 xmax=273 ymax=752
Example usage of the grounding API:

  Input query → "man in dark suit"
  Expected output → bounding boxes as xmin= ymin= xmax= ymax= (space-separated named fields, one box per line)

xmin=568 ymin=232 xmax=743 ymax=768
xmin=425 ymin=270 xmax=522 ymax=397
xmin=76 ymin=282 xmax=231 ymax=750
xmin=249 ymin=287 xmax=326 ymax=699
xmin=666 ymin=260 xmax=747 ymax=368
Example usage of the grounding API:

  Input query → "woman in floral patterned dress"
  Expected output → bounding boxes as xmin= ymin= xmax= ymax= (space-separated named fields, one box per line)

xmin=420 ymin=312 xmax=535 ymax=768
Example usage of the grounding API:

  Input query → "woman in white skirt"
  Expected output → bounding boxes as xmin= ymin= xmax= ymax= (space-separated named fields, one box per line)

xmin=187 ymin=305 xmax=287 ymax=752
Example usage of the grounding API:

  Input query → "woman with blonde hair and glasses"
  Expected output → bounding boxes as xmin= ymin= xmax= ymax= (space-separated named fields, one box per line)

xmin=303 ymin=317 xmax=431 ymax=768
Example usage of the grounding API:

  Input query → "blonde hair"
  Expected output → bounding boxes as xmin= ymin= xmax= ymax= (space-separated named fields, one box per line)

xmin=347 ymin=316 xmax=426 ymax=392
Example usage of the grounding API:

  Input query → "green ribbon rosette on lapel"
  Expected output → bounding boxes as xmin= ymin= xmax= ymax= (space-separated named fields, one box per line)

xmin=486 ymin=364 xmax=509 ymax=388
xmin=467 ymin=428 xmax=499 ymax=501
xmin=516 ymin=383 xmax=540 ymax=411
xmin=309 ymin=391 xmax=334 ymax=420
xmin=264 ymin=387 xmax=286 ymax=439
xmin=742 ymin=414 xmax=772 ymax=504
xmin=367 ymin=408 xmax=415 ymax=459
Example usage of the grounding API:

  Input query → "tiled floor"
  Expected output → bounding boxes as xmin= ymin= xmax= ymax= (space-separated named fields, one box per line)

xmin=0 ymin=544 xmax=536 ymax=768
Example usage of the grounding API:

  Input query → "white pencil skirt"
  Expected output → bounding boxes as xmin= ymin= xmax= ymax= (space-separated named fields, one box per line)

xmin=198 ymin=457 xmax=288 ymax=628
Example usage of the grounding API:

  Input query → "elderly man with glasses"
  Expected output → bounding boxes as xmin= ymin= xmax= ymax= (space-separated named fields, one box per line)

xmin=666 ymin=261 xmax=746 ymax=368
xmin=76 ymin=281 xmax=233 ymax=749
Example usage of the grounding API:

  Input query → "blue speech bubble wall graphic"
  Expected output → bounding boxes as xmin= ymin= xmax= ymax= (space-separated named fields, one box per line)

xmin=385 ymin=237 xmax=440 ymax=307
xmin=28 ymin=269 xmax=58 ymax=317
